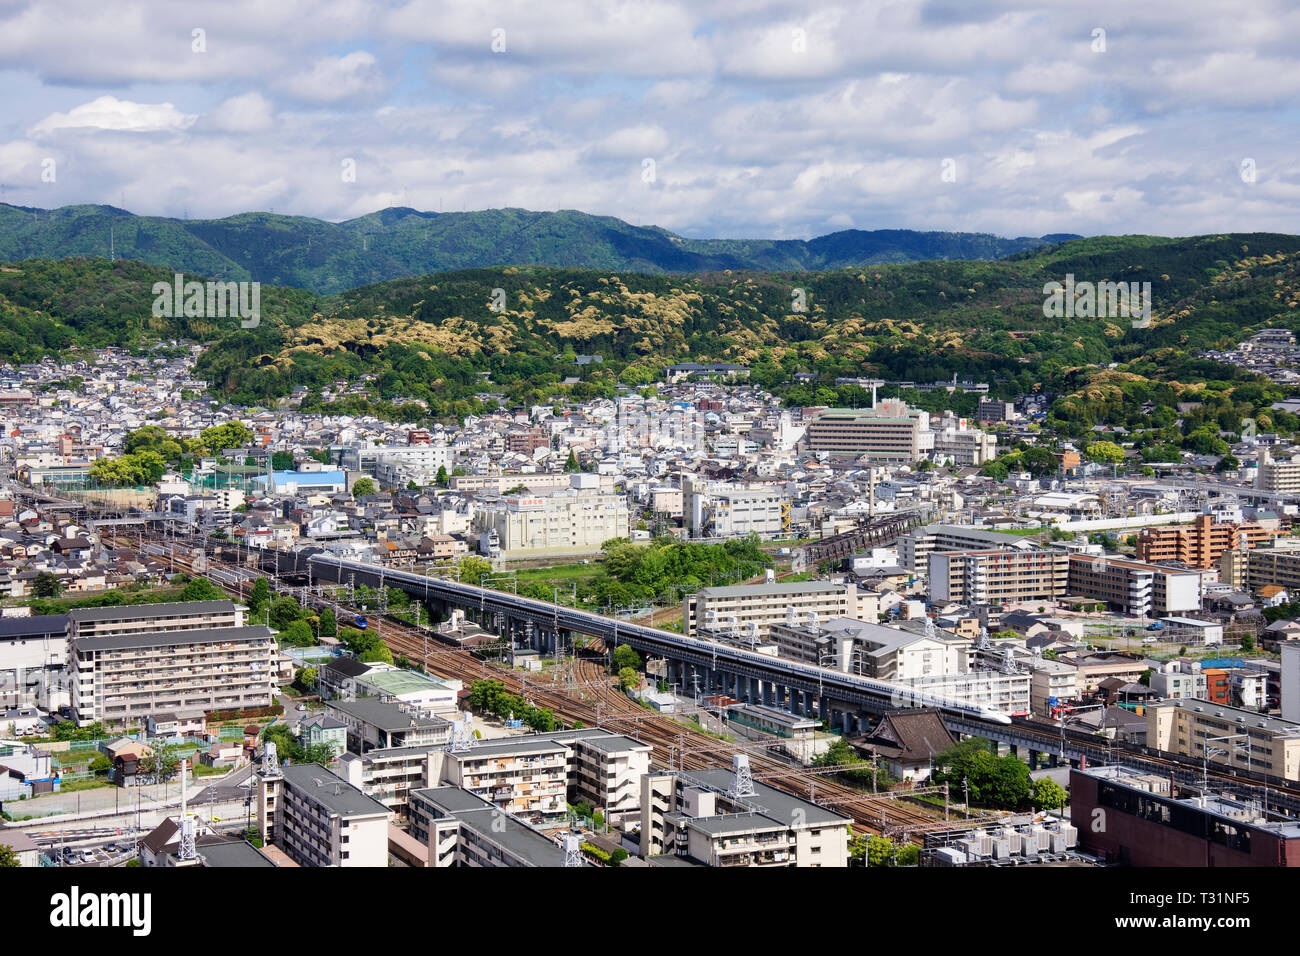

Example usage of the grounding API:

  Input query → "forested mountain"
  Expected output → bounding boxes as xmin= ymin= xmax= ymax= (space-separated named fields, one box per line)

xmin=0 ymin=203 xmax=1073 ymax=294
xmin=4 ymin=233 xmax=1299 ymax=440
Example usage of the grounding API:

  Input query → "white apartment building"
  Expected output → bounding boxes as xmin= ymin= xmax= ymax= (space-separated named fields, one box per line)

xmin=684 ymin=581 xmax=864 ymax=639
xmin=1257 ymin=447 xmax=1300 ymax=494
xmin=70 ymin=624 xmax=279 ymax=726
xmin=67 ymin=599 xmax=246 ymax=640
xmin=931 ymin=416 xmax=998 ymax=466
xmin=929 ymin=549 xmax=1070 ymax=605
xmin=1066 ymin=554 xmax=1201 ymax=616
xmin=473 ymin=487 xmax=629 ymax=557
xmin=641 ymin=764 xmax=852 ymax=867
xmin=1028 ymin=658 xmax=1079 ymax=716
xmin=767 ymin=615 xmax=969 ymax=679
xmin=1149 ymin=660 xmax=1209 ymax=700
xmin=408 ymin=786 xmax=575 ymax=867
xmin=440 ymin=736 xmax=570 ymax=828
xmin=339 ymin=443 xmax=454 ymax=480
xmin=257 ymin=761 xmax=391 ymax=867
xmin=900 ymin=524 xmax=1033 ymax=576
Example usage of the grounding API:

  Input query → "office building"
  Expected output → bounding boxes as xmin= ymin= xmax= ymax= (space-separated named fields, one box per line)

xmin=805 ymin=403 xmax=926 ymax=463
xmin=1072 ymin=765 xmax=1300 ymax=866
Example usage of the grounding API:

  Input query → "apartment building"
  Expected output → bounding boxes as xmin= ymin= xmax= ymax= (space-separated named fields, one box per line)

xmin=1146 ymin=698 xmax=1300 ymax=782
xmin=900 ymin=524 xmax=1034 ymax=576
xmin=1149 ymin=660 xmax=1208 ymax=700
xmin=0 ymin=614 xmax=69 ymax=711
xmin=338 ymin=745 xmax=441 ymax=815
xmin=767 ymin=615 xmax=969 ymax=678
xmin=805 ymin=403 xmax=925 ymax=463
xmin=640 ymin=763 xmax=852 ymax=867
xmin=548 ymin=729 xmax=653 ymax=827
xmin=684 ymin=581 xmax=863 ymax=639
xmin=473 ymin=488 xmax=629 ymax=557
xmin=1256 ymin=447 xmax=1300 ymax=494
xmin=891 ymin=671 xmax=1031 ymax=717
xmin=70 ymin=625 xmax=278 ymax=726
xmin=929 ymin=549 xmax=1069 ymax=605
xmin=67 ymin=599 xmax=245 ymax=640
xmin=1065 ymin=554 xmax=1201 ymax=616
xmin=696 ymin=486 xmax=789 ymax=538
xmin=407 ymin=786 xmax=574 ymax=867
xmin=1135 ymin=514 xmax=1273 ymax=569
xmin=338 ymin=443 xmax=453 ymax=479
xmin=324 ymin=698 xmax=451 ymax=752
xmin=1239 ymin=542 xmax=1300 ymax=595
xmin=439 ymin=736 xmax=570 ymax=827
xmin=257 ymin=761 xmax=391 ymax=867
xmin=1028 ymin=658 xmax=1079 ymax=716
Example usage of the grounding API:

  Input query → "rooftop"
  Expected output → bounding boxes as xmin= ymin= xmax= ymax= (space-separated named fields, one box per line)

xmin=280 ymin=763 xmax=392 ymax=818
xmin=68 ymin=599 xmax=234 ymax=624
xmin=74 ymin=624 xmax=275 ymax=653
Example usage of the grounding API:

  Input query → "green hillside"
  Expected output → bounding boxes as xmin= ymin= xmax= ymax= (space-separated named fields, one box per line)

xmin=0 ymin=203 xmax=1071 ymax=294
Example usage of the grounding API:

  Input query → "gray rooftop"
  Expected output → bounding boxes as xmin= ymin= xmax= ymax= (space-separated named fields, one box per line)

xmin=683 ymin=768 xmax=852 ymax=831
xmin=68 ymin=599 xmax=234 ymax=623
xmin=73 ymin=625 xmax=274 ymax=653
xmin=327 ymin=698 xmax=450 ymax=733
xmin=1154 ymin=698 xmax=1300 ymax=736
xmin=195 ymin=838 xmax=276 ymax=868
xmin=411 ymin=786 xmax=574 ymax=867
xmin=280 ymin=763 xmax=392 ymax=818
xmin=0 ymin=614 xmax=69 ymax=639
xmin=699 ymin=580 xmax=849 ymax=599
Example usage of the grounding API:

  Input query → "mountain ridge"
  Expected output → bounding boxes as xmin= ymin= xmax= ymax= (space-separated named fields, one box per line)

xmin=0 ymin=202 xmax=1079 ymax=294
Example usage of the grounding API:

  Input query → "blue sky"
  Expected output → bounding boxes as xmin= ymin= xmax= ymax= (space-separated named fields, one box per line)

xmin=1 ymin=0 xmax=1297 ymax=240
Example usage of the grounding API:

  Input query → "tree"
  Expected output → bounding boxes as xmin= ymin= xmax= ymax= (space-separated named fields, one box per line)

xmin=359 ymin=640 xmax=394 ymax=666
xmin=319 ymin=607 xmax=337 ymax=637
xmin=618 ymin=667 xmax=640 ymax=692
xmin=352 ymin=477 xmax=377 ymax=498
xmin=1085 ymin=440 xmax=1126 ymax=465
xmin=436 ymin=465 xmax=449 ymax=487
xmin=457 ymin=555 xmax=494 ymax=586
xmin=0 ymin=844 xmax=19 ymax=868
xmin=249 ymin=577 xmax=270 ymax=611
xmin=142 ymin=741 xmax=182 ymax=781
xmin=611 ymin=644 xmax=642 ymax=673
xmin=1240 ymin=633 xmax=1256 ymax=652
xmin=1032 ymin=777 xmax=1068 ymax=811
xmin=301 ymin=742 xmax=335 ymax=766
xmin=32 ymin=572 xmax=62 ymax=598
xmin=89 ymin=753 xmax=111 ymax=777
xmin=297 ymin=666 xmax=318 ymax=691
xmin=200 ymin=421 xmax=253 ymax=452
xmin=180 ymin=577 xmax=224 ymax=602
xmin=280 ymin=619 xmax=314 ymax=646
xmin=563 ymin=449 xmax=580 ymax=472
xmin=271 ymin=451 xmax=295 ymax=470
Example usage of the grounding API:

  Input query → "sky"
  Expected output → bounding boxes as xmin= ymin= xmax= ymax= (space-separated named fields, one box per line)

xmin=0 ymin=0 xmax=1297 ymax=240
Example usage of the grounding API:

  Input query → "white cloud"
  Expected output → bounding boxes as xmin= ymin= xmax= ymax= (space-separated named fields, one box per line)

xmin=203 ymin=92 xmax=274 ymax=132
xmin=29 ymin=96 xmax=196 ymax=136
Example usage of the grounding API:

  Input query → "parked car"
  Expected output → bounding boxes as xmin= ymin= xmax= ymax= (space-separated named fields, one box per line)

xmin=296 ymin=703 xmax=307 ymax=712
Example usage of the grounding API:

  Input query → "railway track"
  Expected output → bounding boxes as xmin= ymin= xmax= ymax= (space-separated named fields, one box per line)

xmin=123 ymin=531 xmax=956 ymax=838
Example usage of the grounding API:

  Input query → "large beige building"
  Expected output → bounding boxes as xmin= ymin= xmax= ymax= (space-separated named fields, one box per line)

xmin=70 ymin=624 xmax=278 ymax=726
xmin=640 ymin=765 xmax=852 ymax=867
xmin=1146 ymin=699 xmax=1300 ymax=782
xmin=805 ymin=403 xmax=924 ymax=463
xmin=929 ymin=549 xmax=1069 ymax=605
xmin=901 ymin=524 xmax=1034 ymax=576
xmin=685 ymin=581 xmax=864 ymax=639
xmin=473 ymin=488 xmax=629 ymax=556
